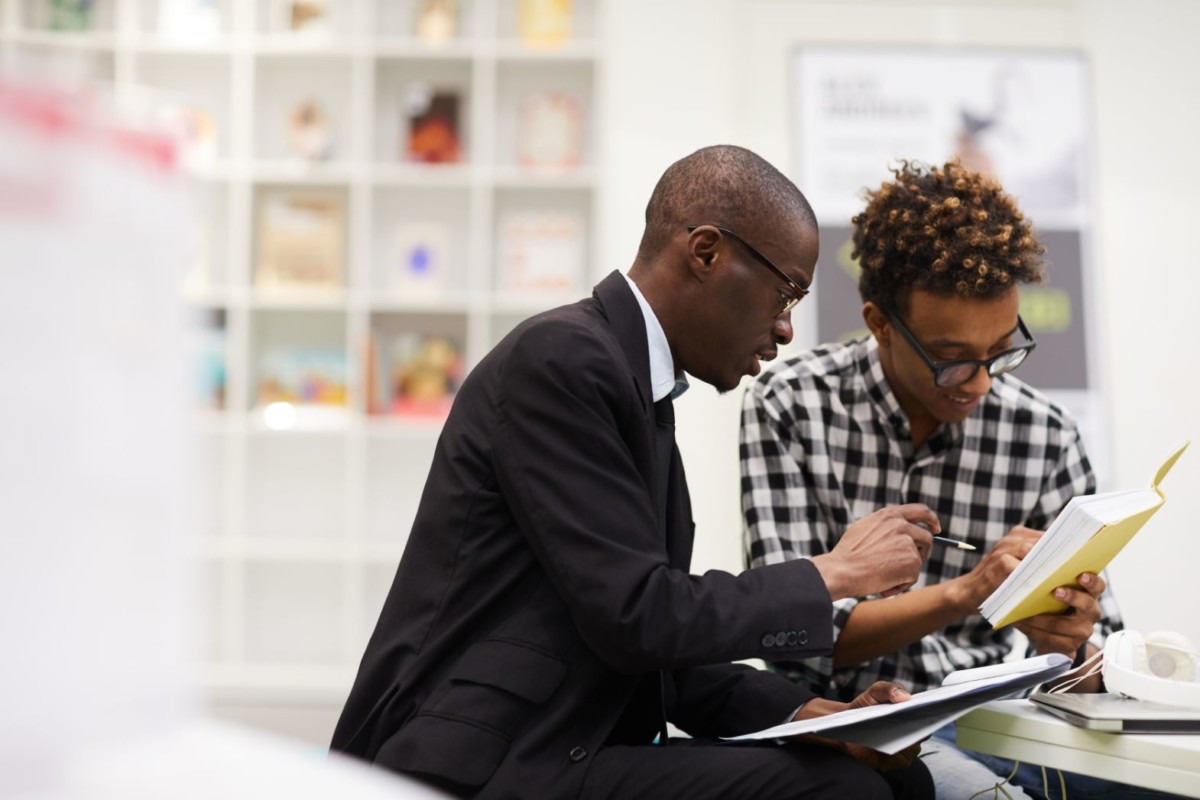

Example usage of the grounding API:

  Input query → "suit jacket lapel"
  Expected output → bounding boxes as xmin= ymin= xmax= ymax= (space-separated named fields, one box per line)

xmin=593 ymin=271 xmax=653 ymax=419
xmin=593 ymin=272 xmax=691 ymax=569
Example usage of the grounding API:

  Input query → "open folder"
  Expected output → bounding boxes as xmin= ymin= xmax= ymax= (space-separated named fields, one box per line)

xmin=723 ymin=653 xmax=1071 ymax=754
xmin=980 ymin=442 xmax=1189 ymax=629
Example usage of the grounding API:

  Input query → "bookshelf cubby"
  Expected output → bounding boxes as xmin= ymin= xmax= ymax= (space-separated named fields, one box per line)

xmin=1 ymin=0 xmax=602 ymax=714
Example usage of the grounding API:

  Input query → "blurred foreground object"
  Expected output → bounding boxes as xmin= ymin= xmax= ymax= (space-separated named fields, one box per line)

xmin=0 ymin=74 xmax=447 ymax=800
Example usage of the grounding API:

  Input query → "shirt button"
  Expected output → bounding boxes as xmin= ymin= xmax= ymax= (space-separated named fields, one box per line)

xmin=785 ymin=630 xmax=798 ymax=647
xmin=569 ymin=746 xmax=588 ymax=762
xmin=761 ymin=633 xmax=776 ymax=648
xmin=776 ymin=631 xmax=788 ymax=646
xmin=797 ymin=629 xmax=808 ymax=646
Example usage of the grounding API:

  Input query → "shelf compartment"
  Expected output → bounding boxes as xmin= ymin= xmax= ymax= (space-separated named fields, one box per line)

xmin=245 ymin=433 xmax=348 ymax=539
xmin=364 ymin=310 xmax=467 ymax=420
xmin=242 ymin=559 xmax=345 ymax=665
xmin=492 ymin=185 xmax=591 ymax=299
xmin=370 ymin=184 xmax=470 ymax=299
xmin=252 ymin=53 xmax=355 ymax=163
xmin=374 ymin=55 xmax=472 ymax=166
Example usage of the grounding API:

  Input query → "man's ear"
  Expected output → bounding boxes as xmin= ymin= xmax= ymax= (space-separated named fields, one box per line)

xmin=686 ymin=226 xmax=720 ymax=280
xmin=862 ymin=302 xmax=890 ymax=346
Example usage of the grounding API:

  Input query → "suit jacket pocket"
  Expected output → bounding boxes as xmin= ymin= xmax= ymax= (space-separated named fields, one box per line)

xmin=376 ymin=638 xmax=567 ymax=787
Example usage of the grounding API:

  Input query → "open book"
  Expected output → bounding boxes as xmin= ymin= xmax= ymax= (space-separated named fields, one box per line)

xmin=723 ymin=653 xmax=1071 ymax=754
xmin=981 ymin=442 xmax=1189 ymax=628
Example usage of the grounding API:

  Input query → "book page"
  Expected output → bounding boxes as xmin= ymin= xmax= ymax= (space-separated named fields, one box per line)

xmin=723 ymin=654 xmax=1070 ymax=754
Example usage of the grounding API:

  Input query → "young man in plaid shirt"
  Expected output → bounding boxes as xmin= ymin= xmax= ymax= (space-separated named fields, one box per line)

xmin=739 ymin=161 xmax=1158 ymax=799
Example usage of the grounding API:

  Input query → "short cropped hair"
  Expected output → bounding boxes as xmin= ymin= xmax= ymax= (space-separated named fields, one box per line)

xmin=852 ymin=160 xmax=1044 ymax=315
xmin=637 ymin=145 xmax=815 ymax=259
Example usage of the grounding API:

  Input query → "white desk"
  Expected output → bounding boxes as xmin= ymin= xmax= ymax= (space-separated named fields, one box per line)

xmin=956 ymin=700 xmax=1200 ymax=798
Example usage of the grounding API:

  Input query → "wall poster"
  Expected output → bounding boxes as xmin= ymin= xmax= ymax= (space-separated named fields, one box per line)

xmin=791 ymin=47 xmax=1108 ymax=473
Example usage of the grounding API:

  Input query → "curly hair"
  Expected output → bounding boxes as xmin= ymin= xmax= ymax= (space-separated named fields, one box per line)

xmin=852 ymin=160 xmax=1044 ymax=315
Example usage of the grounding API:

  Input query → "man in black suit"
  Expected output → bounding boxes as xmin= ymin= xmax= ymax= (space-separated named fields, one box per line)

xmin=331 ymin=145 xmax=941 ymax=800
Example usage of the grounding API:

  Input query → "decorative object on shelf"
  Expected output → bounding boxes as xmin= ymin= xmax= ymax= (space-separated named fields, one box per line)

xmin=390 ymin=221 xmax=452 ymax=297
xmin=193 ymin=316 xmax=227 ymax=410
xmin=156 ymin=103 xmax=217 ymax=168
xmin=48 ymin=0 xmax=94 ymax=31
xmin=497 ymin=210 xmax=584 ymax=294
xmin=255 ymin=191 xmax=345 ymax=289
xmin=273 ymin=0 xmax=330 ymax=35
xmin=517 ymin=0 xmax=572 ymax=48
xmin=287 ymin=97 xmax=334 ymax=161
xmin=255 ymin=347 xmax=348 ymax=407
xmin=517 ymin=91 xmax=583 ymax=168
xmin=404 ymin=82 xmax=463 ymax=163
xmin=370 ymin=332 xmax=463 ymax=418
xmin=157 ymin=0 xmax=220 ymax=39
xmin=416 ymin=0 xmax=458 ymax=45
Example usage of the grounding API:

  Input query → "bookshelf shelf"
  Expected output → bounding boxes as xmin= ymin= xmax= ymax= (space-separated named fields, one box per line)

xmin=2 ymin=0 xmax=602 ymax=715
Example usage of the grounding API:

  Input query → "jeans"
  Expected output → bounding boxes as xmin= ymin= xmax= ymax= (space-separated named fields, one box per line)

xmin=928 ymin=724 xmax=1187 ymax=799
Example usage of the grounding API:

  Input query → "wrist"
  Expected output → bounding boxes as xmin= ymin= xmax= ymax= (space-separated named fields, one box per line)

xmin=943 ymin=575 xmax=978 ymax=616
xmin=792 ymin=696 xmax=843 ymax=721
xmin=810 ymin=554 xmax=850 ymax=601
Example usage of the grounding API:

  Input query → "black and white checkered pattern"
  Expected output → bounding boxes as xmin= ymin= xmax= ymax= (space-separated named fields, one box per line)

xmin=740 ymin=336 xmax=1122 ymax=700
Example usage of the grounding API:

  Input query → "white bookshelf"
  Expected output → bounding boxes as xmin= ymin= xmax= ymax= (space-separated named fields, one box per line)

xmin=1 ymin=0 xmax=602 ymax=714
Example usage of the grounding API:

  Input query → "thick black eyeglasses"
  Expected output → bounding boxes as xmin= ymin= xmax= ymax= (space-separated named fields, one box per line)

xmin=686 ymin=224 xmax=809 ymax=315
xmin=887 ymin=310 xmax=1037 ymax=389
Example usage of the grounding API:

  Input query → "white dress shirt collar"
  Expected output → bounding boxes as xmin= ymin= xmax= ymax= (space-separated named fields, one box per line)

xmin=622 ymin=273 xmax=688 ymax=403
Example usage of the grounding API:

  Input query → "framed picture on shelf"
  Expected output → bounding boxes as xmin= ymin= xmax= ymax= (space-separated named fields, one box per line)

xmin=255 ymin=191 xmax=345 ymax=289
xmin=271 ymin=0 xmax=331 ymax=35
xmin=287 ymin=97 xmax=334 ymax=161
xmin=517 ymin=91 xmax=583 ymax=168
xmin=389 ymin=221 xmax=452 ymax=297
xmin=416 ymin=0 xmax=458 ymax=45
xmin=367 ymin=332 xmax=463 ymax=419
xmin=403 ymin=83 xmax=463 ymax=164
xmin=517 ymin=0 xmax=572 ymax=48
xmin=497 ymin=210 xmax=584 ymax=294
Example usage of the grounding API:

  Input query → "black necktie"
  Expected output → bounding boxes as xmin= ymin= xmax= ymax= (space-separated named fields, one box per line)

xmin=653 ymin=396 xmax=675 ymax=530
xmin=652 ymin=395 xmax=675 ymax=747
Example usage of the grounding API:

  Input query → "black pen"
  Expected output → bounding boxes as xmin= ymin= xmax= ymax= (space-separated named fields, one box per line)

xmin=931 ymin=536 xmax=976 ymax=551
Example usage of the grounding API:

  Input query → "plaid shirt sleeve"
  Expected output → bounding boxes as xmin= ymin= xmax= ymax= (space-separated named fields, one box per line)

xmin=739 ymin=375 xmax=857 ymax=690
xmin=1025 ymin=423 xmax=1124 ymax=647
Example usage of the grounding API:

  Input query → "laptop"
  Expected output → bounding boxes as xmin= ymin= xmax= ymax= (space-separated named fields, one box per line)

xmin=1030 ymin=691 xmax=1200 ymax=733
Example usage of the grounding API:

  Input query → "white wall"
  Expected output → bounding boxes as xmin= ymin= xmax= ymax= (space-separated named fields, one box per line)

xmin=601 ymin=0 xmax=1200 ymax=642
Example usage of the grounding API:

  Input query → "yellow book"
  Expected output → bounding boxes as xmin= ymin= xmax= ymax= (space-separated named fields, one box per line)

xmin=981 ymin=442 xmax=1189 ymax=628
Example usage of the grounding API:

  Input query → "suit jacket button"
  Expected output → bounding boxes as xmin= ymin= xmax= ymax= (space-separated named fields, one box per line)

xmin=569 ymin=746 xmax=588 ymax=762
xmin=785 ymin=630 xmax=798 ymax=647
xmin=761 ymin=633 xmax=776 ymax=648
xmin=797 ymin=629 xmax=808 ymax=645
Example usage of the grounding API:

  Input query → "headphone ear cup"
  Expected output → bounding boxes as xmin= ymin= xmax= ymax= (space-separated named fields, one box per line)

xmin=1142 ymin=631 xmax=1200 ymax=681
xmin=1109 ymin=629 xmax=1148 ymax=674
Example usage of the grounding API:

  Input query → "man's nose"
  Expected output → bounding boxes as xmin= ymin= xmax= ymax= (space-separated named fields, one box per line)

xmin=773 ymin=312 xmax=794 ymax=346
xmin=960 ymin=365 xmax=993 ymax=395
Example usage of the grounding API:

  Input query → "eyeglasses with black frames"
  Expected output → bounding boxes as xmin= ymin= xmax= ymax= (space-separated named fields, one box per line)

xmin=686 ymin=224 xmax=810 ymax=316
xmin=886 ymin=310 xmax=1037 ymax=389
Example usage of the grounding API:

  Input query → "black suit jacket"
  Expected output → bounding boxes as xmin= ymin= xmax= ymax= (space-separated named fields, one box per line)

xmin=331 ymin=272 xmax=836 ymax=799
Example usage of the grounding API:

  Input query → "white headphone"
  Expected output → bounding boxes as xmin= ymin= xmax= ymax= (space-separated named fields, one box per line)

xmin=1102 ymin=630 xmax=1200 ymax=710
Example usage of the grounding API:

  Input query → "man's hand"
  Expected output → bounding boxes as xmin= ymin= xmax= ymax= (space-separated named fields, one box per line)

xmin=1015 ymin=571 xmax=1105 ymax=659
xmin=811 ymin=505 xmax=938 ymax=601
xmin=789 ymin=682 xmax=922 ymax=771
xmin=947 ymin=525 xmax=1042 ymax=612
